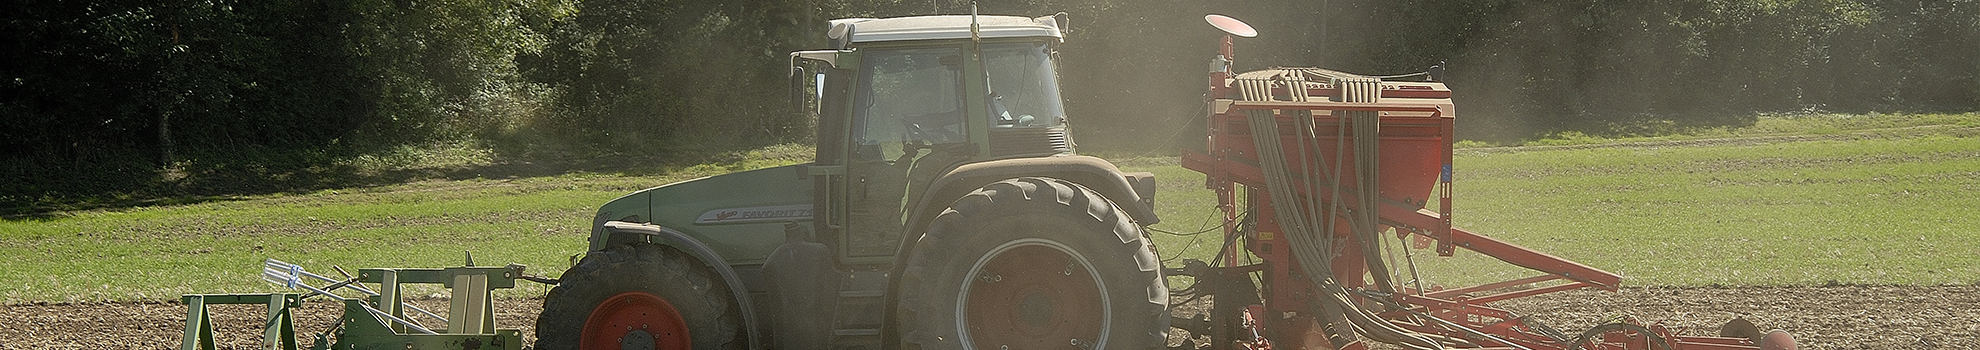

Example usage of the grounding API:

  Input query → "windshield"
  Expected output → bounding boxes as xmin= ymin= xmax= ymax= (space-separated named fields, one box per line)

xmin=982 ymin=41 xmax=1066 ymax=128
xmin=851 ymin=46 xmax=965 ymax=161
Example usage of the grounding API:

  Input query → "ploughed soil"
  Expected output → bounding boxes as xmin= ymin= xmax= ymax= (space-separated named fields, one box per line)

xmin=1166 ymin=285 xmax=1979 ymax=350
xmin=4 ymin=285 xmax=1975 ymax=349
xmin=1 ymin=298 xmax=545 ymax=350
xmin=1490 ymin=285 xmax=1979 ymax=349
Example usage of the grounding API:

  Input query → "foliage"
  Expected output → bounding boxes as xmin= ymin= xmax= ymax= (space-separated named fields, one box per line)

xmin=1 ymin=0 xmax=575 ymax=211
xmin=1435 ymin=0 xmax=1980 ymax=143
xmin=516 ymin=0 xmax=815 ymax=154
xmin=1047 ymin=0 xmax=1980 ymax=146
xmin=4 ymin=0 xmax=1978 ymax=213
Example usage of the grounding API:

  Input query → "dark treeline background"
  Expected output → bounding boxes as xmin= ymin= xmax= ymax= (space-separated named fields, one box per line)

xmin=4 ymin=0 xmax=1977 ymax=210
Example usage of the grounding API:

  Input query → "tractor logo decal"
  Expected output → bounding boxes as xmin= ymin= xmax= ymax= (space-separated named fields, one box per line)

xmin=695 ymin=204 xmax=812 ymax=224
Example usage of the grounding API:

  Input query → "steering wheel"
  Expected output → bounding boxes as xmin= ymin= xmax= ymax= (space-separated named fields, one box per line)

xmin=901 ymin=110 xmax=964 ymax=139
xmin=898 ymin=116 xmax=961 ymax=155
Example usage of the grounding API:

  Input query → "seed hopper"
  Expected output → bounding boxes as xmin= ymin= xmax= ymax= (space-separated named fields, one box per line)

xmin=1165 ymin=15 xmax=1797 ymax=350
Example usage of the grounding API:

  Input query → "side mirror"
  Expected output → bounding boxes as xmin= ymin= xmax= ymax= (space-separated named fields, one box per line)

xmin=789 ymin=50 xmax=849 ymax=117
xmin=1051 ymin=12 xmax=1069 ymax=38
xmin=790 ymin=66 xmax=808 ymax=114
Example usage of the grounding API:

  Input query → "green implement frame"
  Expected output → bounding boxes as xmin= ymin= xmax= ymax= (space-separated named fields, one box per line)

xmin=181 ymin=259 xmax=529 ymax=350
xmin=181 ymin=293 xmax=301 ymax=350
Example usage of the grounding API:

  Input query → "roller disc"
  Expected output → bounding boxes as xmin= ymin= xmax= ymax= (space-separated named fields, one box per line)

xmin=1718 ymin=317 xmax=1762 ymax=343
xmin=1759 ymin=330 xmax=1797 ymax=350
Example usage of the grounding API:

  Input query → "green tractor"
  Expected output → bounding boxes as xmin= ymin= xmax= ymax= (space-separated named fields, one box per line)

xmin=534 ymin=13 xmax=1170 ymax=350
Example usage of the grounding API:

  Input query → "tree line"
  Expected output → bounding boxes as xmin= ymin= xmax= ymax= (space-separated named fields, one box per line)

xmin=4 ymin=0 xmax=1975 ymax=210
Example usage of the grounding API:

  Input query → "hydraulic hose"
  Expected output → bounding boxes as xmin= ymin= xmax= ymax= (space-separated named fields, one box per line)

xmin=1338 ymin=74 xmax=1397 ymax=294
xmin=1238 ymin=68 xmax=1456 ymax=350
xmin=1322 ymin=280 xmax=1443 ymax=350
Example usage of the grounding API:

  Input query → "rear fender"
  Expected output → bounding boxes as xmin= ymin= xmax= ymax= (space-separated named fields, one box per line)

xmin=881 ymin=155 xmax=1159 ymax=347
xmin=597 ymin=221 xmax=766 ymax=350
xmin=904 ymin=155 xmax=1158 ymax=233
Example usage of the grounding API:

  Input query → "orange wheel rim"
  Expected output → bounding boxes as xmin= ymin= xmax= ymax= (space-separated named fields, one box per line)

xmin=581 ymin=292 xmax=691 ymax=350
xmin=961 ymin=240 xmax=1106 ymax=349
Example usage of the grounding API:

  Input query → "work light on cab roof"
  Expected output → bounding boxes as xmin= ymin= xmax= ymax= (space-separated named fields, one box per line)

xmin=827 ymin=13 xmax=1070 ymax=48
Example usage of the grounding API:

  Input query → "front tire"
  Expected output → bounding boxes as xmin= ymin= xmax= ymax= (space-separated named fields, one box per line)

xmin=537 ymin=243 xmax=746 ymax=350
xmin=896 ymin=177 xmax=1168 ymax=350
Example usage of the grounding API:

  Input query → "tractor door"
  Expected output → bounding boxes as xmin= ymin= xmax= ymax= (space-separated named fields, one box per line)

xmin=831 ymin=45 xmax=971 ymax=263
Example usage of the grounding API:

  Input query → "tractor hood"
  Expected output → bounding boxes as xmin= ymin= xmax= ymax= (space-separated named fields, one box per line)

xmin=589 ymin=164 xmax=814 ymax=263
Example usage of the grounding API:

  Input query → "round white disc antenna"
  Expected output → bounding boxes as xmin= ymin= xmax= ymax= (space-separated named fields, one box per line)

xmin=1204 ymin=14 xmax=1256 ymax=38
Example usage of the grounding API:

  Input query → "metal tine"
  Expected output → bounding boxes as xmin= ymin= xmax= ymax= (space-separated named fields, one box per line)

xmin=265 ymin=258 xmax=380 ymax=296
xmin=361 ymin=305 xmax=441 ymax=335
xmin=262 ymin=258 xmax=451 ymax=326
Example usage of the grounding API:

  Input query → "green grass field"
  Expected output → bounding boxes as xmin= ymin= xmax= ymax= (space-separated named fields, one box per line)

xmin=5 ymin=114 xmax=1977 ymax=303
xmin=1437 ymin=134 xmax=1980 ymax=287
xmin=0 ymin=146 xmax=814 ymax=304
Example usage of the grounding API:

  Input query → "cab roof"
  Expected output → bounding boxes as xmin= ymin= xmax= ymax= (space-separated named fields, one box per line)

xmin=828 ymin=15 xmax=1063 ymax=44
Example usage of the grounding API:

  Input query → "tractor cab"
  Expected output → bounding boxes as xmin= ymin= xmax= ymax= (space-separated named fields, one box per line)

xmin=791 ymin=14 xmax=1122 ymax=264
xmin=796 ymin=14 xmax=1074 ymax=162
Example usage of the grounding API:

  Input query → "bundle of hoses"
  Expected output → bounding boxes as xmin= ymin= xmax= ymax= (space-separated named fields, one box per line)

xmin=1236 ymin=69 xmax=1465 ymax=350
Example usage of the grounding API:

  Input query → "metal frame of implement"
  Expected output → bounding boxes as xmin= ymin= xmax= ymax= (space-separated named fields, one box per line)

xmin=180 ymin=258 xmax=527 ymax=350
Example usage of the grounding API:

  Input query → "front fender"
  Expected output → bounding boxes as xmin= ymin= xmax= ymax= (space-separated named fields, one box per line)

xmin=596 ymin=221 xmax=766 ymax=350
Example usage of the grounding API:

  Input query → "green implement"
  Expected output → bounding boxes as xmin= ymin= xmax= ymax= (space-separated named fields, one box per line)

xmin=181 ymin=293 xmax=300 ymax=350
xmin=179 ymin=258 xmax=534 ymax=350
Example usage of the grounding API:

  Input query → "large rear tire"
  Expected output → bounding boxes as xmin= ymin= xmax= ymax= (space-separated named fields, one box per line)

xmin=537 ymin=243 xmax=746 ymax=350
xmin=896 ymin=177 xmax=1168 ymax=350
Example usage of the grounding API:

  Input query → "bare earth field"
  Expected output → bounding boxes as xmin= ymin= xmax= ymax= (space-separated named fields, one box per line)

xmin=1492 ymin=285 xmax=1980 ymax=349
xmin=4 ymin=285 xmax=1974 ymax=349
xmin=1164 ymin=285 xmax=1980 ymax=350
xmin=1 ymin=298 xmax=545 ymax=350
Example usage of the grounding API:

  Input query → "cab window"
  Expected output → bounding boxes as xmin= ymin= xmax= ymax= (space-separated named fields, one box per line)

xmin=851 ymin=47 xmax=966 ymax=162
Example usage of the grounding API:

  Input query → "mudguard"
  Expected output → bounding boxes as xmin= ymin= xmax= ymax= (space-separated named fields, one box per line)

xmin=905 ymin=155 xmax=1159 ymax=232
xmin=882 ymin=155 xmax=1158 ymax=349
xmin=598 ymin=221 xmax=766 ymax=350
